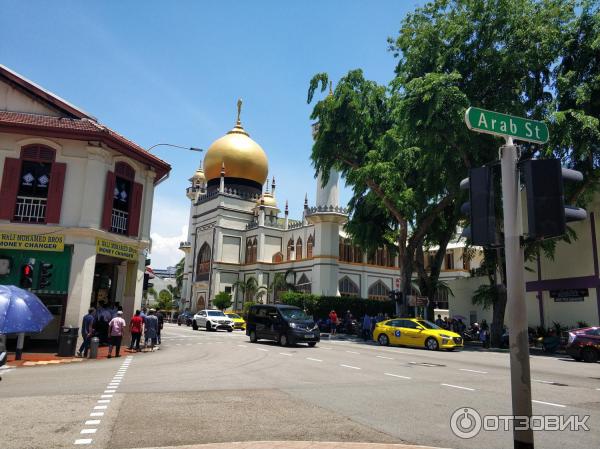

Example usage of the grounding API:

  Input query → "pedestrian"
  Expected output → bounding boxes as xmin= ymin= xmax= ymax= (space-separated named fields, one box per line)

xmin=94 ymin=301 xmax=111 ymax=345
xmin=457 ymin=319 xmax=466 ymax=336
xmin=107 ymin=311 xmax=126 ymax=358
xmin=128 ymin=310 xmax=144 ymax=352
xmin=77 ymin=307 xmax=95 ymax=358
xmin=435 ymin=314 xmax=444 ymax=328
xmin=144 ymin=309 xmax=159 ymax=352
xmin=156 ymin=309 xmax=164 ymax=345
xmin=328 ymin=310 xmax=338 ymax=336
xmin=480 ymin=319 xmax=490 ymax=348
xmin=362 ymin=313 xmax=371 ymax=341
xmin=442 ymin=316 xmax=449 ymax=330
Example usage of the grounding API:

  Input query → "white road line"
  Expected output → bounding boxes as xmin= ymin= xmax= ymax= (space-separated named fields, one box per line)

xmin=340 ymin=364 xmax=361 ymax=370
xmin=100 ymin=395 xmax=113 ymax=398
xmin=85 ymin=420 xmax=101 ymax=426
xmin=237 ymin=345 xmax=247 ymax=348
xmin=346 ymin=350 xmax=360 ymax=354
xmin=103 ymin=390 xmax=115 ymax=394
xmin=376 ymin=355 xmax=394 ymax=360
xmin=93 ymin=405 xmax=107 ymax=410
xmin=460 ymin=369 xmax=488 ymax=374
xmin=441 ymin=383 xmax=475 ymax=391
xmin=532 ymin=400 xmax=566 ymax=408
xmin=596 ymin=388 xmax=600 ymax=391
xmin=74 ymin=439 xmax=93 ymax=445
xmin=89 ymin=412 xmax=104 ymax=417
xmin=80 ymin=429 xmax=97 ymax=434
xmin=384 ymin=372 xmax=411 ymax=379
xmin=532 ymin=379 xmax=556 ymax=384
xmin=306 ymin=357 xmax=322 ymax=362
xmin=279 ymin=352 xmax=293 ymax=356
xmin=256 ymin=348 xmax=269 ymax=352
xmin=97 ymin=400 xmax=110 ymax=404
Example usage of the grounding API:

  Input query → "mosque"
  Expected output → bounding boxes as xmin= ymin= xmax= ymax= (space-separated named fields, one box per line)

xmin=178 ymin=100 xmax=469 ymax=313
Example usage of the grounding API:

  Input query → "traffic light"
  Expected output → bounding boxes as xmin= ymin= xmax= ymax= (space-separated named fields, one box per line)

xmin=460 ymin=165 xmax=498 ymax=246
xmin=38 ymin=262 xmax=53 ymax=289
xmin=522 ymin=159 xmax=587 ymax=240
xmin=143 ymin=272 xmax=153 ymax=291
xmin=388 ymin=290 xmax=403 ymax=304
xmin=395 ymin=291 xmax=403 ymax=305
xmin=20 ymin=262 xmax=35 ymax=289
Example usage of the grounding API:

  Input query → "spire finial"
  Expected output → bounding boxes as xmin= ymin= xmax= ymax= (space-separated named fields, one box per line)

xmin=236 ymin=98 xmax=242 ymax=125
xmin=221 ymin=161 xmax=225 ymax=176
xmin=328 ymin=81 xmax=333 ymax=96
xmin=304 ymin=193 xmax=308 ymax=208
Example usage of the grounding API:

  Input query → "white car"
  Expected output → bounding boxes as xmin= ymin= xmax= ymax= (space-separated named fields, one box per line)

xmin=192 ymin=309 xmax=234 ymax=332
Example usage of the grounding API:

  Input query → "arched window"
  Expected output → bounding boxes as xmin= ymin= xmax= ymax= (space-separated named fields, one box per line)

xmin=272 ymin=252 xmax=284 ymax=263
xmin=296 ymin=237 xmax=303 ymax=260
xmin=196 ymin=243 xmax=211 ymax=281
xmin=287 ymin=238 xmax=294 ymax=261
xmin=252 ymin=238 xmax=257 ymax=263
xmin=368 ymin=280 xmax=390 ymax=301
xmin=296 ymin=273 xmax=311 ymax=293
xmin=307 ymin=234 xmax=314 ymax=259
xmin=245 ymin=237 xmax=258 ymax=263
xmin=339 ymin=276 xmax=359 ymax=297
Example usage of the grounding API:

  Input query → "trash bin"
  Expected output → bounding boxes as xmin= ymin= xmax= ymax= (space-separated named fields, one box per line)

xmin=89 ymin=337 xmax=99 ymax=359
xmin=57 ymin=326 xmax=79 ymax=357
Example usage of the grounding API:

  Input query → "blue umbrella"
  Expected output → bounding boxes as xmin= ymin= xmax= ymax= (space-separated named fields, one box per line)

xmin=0 ymin=285 xmax=53 ymax=334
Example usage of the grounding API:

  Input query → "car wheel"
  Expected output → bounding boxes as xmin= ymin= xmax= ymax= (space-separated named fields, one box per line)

xmin=227 ymin=328 xmax=233 ymax=332
xmin=426 ymin=337 xmax=439 ymax=351
xmin=206 ymin=322 xmax=212 ymax=332
xmin=178 ymin=322 xmax=181 ymax=326
xmin=279 ymin=334 xmax=288 ymax=347
xmin=249 ymin=330 xmax=257 ymax=343
xmin=581 ymin=347 xmax=599 ymax=363
xmin=377 ymin=334 xmax=389 ymax=346
xmin=192 ymin=320 xmax=198 ymax=331
xmin=308 ymin=342 xmax=317 ymax=347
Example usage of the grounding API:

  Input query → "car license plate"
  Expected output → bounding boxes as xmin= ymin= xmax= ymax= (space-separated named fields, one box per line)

xmin=304 ymin=333 xmax=314 ymax=338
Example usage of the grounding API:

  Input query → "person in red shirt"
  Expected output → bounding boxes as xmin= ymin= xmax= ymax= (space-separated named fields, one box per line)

xmin=328 ymin=310 xmax=338 ymax=335
xmin=128 ymin=310 xmax=144 ymax=352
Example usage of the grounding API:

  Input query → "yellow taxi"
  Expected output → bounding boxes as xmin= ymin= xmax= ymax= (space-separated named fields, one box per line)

xmin=374 ymin=318 xmax=463 ymax=351
xmin=225 ymin=312 xmax=246 ymax=330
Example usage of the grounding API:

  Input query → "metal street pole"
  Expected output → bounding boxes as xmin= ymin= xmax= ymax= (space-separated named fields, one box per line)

xmin=500 ymin=137 xmax=534 ymax=449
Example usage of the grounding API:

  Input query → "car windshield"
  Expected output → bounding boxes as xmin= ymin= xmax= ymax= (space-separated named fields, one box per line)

xmin=416 ymin=320 xmax=442 ymax=330
xmin=227 ymin=313 xmax=241 ymax=319
xmin=208 ymin=311 xmax=226 ymax=317
xmin=279 ymin=308 xmax=310 ymax=321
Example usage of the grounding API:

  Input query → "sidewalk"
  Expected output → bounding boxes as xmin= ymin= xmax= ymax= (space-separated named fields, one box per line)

xmin=6 ymin=345 xmax=153 ymax=367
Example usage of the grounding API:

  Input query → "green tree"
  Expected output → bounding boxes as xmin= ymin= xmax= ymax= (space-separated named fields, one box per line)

xmin=157 ymin=289 xmax=173 ymax=310
xmin=213 ymin=291 xmax=233 ymax=311
xmin=233 ymin=276 xmax=261 ymax=303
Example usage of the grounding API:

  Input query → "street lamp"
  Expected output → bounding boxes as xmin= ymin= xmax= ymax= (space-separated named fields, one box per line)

xmin=146 ymin=143 xmax=203 ymax=152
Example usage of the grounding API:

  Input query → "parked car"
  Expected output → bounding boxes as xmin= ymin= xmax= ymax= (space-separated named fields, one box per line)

xmin=246 ymin=304 xmax=320 ymax=347
xmin=225 ymin=312 xmax=246 ymax=330
xmin=566 ymin=327 xmax=600 ymax=362
xmin=374 ymin=318 xmax=463 ymax=351
xmin=177 ymin=312 xmax=193 ymax=327
xmin=192 ymin=309 xmax=234 ymax=332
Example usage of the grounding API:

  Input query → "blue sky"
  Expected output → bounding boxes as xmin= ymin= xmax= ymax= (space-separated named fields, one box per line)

xmin=1 ymin=0 xmax=424 ymax=267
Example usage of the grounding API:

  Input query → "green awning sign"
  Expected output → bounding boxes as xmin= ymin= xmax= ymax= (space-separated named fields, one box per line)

xmin=465 ymin=107 xmax=549 ymax=144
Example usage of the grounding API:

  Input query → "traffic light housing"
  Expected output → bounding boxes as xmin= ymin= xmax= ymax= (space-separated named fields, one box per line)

xmin=522 ymin=159 xmax=587 ymax=240
xmin=38 ymin=262 xmax=53 ymax=289
xmin=388 ymin=290 xmax=403 ymax=304
xmin=460 ymin=166 xmax=498 ymax=246
xmin=20 ymin=262 xmax=35 ymax=289
xmin=143 ymin=272 xmax=153 ymax=291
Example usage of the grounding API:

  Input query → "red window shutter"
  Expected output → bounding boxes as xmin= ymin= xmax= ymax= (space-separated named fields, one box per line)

xmin=101 ymin=171 xmax=116 ymax=230
xmin=128 ymin=182 xmax=144 ymax=237
xmin=0 ymin=158 xmax=21 ymax=220
xmin=45 ymin=162 xmax=66 ymax=224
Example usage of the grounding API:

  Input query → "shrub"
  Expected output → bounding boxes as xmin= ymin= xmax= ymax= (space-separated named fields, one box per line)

xmin=279 ymin=292 xmax=395 ymax=319
xmin=213 ymin=291 xmax=232 ymax=311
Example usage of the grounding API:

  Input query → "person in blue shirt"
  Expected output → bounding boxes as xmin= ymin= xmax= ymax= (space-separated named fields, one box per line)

xmin=77 ymin=308 xmax=95 ymax=358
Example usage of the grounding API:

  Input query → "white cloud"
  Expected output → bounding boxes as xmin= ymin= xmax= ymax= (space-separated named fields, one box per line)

xmin=149 ymin=195 xmax=190 ymax=268
xmin=150 ymin=224 xmax=188 ymax=268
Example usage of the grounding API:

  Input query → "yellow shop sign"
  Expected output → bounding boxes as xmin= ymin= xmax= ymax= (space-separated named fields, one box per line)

xmin=0 ymin=233 xmax=65 ymax=251
xmin=96 ymin=238 xmax=138 ymax=261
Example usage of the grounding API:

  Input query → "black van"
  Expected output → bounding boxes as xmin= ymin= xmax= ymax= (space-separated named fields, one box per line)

xmin=246 ymin=304 xmax=320 ymax=347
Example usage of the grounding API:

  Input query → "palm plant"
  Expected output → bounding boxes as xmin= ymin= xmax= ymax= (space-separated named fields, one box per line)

xmin=233 ymin=276 xmax=260 ymax=303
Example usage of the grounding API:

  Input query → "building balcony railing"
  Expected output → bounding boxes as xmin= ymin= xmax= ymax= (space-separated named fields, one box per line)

xmin=110 ymin=209 xmax=128 ymax=234
xmin=14 ymin=196 xmax=46 ymax=223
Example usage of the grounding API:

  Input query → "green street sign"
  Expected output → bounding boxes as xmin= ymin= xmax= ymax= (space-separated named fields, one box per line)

xmin=465 ymin=107 xmax=549 ymax=144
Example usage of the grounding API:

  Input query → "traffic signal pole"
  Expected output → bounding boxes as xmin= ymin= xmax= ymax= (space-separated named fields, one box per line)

xmin=500 ymin=138 xmax=534 ymax=449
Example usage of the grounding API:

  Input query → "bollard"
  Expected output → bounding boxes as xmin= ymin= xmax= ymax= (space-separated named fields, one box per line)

xmin=89 ymin=337 xmax=99 ymax=359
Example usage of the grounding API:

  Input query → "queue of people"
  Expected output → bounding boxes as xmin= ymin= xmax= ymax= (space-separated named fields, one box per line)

xmin=77 ymin=306 xmax=165 ymax=358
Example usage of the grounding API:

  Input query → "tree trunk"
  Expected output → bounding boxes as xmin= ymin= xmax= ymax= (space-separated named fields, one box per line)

xmin=491 ymin=285 xmax=507 ymax=347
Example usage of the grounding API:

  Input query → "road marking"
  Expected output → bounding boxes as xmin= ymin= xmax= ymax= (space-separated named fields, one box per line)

xmin=74 ymin=439 xmax=93 ymax=445
xmin=460 ymin=369 xmax=488 ymax=374
xmin=596 ymin=388 xmax=600 ymax=391
xmin=89 ymin=412 xmax=104 ymax=417
xmin=441 ymin=383 xmax=475 ymax=391
xmin=97 ymin=400 xmax=110 ymax=403
xmin=93 ymin=405 xmax=107 ymax=410
xmin=176 ymin=344 xmax=181 ymax=346
xmin=319 ymin=346 xmax=332 ymax=350
xmin=384 ymin=372 xmax=411 ymax=379
xmin=340 ymin=364 xmax=361 ymax=370
xmin=279 ymin=352 xmax=293 ymax=356
xmin=346 ymin=350 xmax=360 ymax=354
xmin=85 ymin=420 xmax=101 ymax=425
xmin=100 ymin=395 xmax=113 ymax=398
xmin=376 ymin=355 xmax=394 ymax=360
xmin=80 ymin=429 xmax=97 ymax=434
xmin=237 ymin=344 xmax=247 ymax=348
xmin=103 ymin=390 xmax=115 ymax=394
xmin=532 ymin=400 xmax=566 ymax=408
xmin=306 ymin=357 xmax=322 ymax=362
xmin=256 ymin=348 xmax=269 ymax=352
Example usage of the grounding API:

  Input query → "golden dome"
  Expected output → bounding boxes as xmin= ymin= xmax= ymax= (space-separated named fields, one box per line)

xmin=203 ymin=99 xmax=268 ymax=186
xmin=257 ymin=192 xmax=278 ymax=209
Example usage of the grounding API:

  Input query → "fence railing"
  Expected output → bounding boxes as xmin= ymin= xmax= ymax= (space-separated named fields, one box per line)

xmin=111 ymin=209 xmax=128 ymax=234
xmin=14 ymin=196 xmax=47 ymax=223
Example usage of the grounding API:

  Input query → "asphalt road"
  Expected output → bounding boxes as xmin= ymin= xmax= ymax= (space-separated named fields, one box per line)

xmin=1 ymin=323 xmax=598 ymax=449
